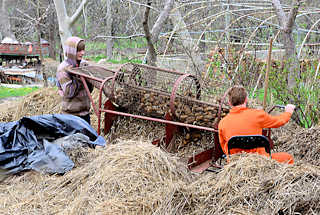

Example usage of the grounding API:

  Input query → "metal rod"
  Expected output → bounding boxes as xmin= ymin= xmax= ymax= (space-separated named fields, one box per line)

xmin=101 ymin=109 xmax=218 ymax=132
xmin=122 ymin=63 xmax=187 ymax=75
xmin=68 ymin=70 xmax=105 ymax=82
xmin=80 ymin=76 xmax=99 ymax=117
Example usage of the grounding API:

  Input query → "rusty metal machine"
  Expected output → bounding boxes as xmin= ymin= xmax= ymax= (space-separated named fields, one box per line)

xmin=67 ymin=63 xmax=287 ymax=173
xmin=67 ymin=63 xmax=230 ymax=151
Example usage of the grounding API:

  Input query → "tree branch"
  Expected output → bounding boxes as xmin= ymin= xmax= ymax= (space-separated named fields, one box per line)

xmin=272 ymin=0 xmax=287 ymax=28
xmin=69 ymin=0 xmax=88 ymax=25
xmin=284 ymin=0 xmax=302 ymax=33
xmin=151 ymin=0 xmax=174 ymax=43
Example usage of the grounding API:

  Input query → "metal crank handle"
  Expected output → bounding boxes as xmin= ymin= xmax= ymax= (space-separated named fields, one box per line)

xmin=267 ymin=104 xmax=285 ymax=113
xmin=274 ymin=104 xmax=285 ymax=109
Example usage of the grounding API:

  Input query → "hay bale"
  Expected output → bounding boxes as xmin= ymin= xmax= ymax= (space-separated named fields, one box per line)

xmin=187 ymin=154 xmax=320 ymax=215
xmin=0 ymin=98 xmax=21 ymax=122
xmin=0 ymin=140 xmax=191 ymax=215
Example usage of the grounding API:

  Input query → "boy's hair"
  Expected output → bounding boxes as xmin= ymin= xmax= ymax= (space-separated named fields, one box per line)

xmin=228 ymin=86 xmax=247 ymax=106
xmin=77 ymin=40 xmax=85 ymax=52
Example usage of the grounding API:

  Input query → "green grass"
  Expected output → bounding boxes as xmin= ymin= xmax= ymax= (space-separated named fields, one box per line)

xmin=0 ymin=86 xmax=39 ymax=99
xmin=85 ymin=38 xmax=146 ymax=64
xmin=115 ymin=38 xmax=147 ymax=49
xmin=86 ymin=42 xmax=106 ymax=51
xmin=87 ymin=53 xmax=142 ymax=64
xmin=249 ymin=88 xmax=282 ymax=105
xmin=86 ymin=38 xmax=147 ymax=51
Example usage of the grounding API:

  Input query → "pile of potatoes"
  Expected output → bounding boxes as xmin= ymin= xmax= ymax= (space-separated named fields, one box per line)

xmin=114 ymin=87 xmax=229 ymax=127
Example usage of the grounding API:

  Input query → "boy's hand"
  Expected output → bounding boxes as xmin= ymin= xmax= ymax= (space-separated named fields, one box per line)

xmin=285 ymin=104 xmax=295 ymax=114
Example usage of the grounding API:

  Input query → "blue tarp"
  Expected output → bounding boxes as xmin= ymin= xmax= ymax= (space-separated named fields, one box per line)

xmin=0 ymin=114 xmax=106 ymax=174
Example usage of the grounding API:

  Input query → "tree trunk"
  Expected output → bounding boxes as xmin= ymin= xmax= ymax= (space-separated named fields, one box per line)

xmin=105 ymin=0 xmax=114 ymax=60
xmin=143 ymin=0 xmax=157 ymax=67
xmin=48 ymin=23 xmax=57 ymax=59
xmin=272 ymin=0 xmax=302 ymax=89
xmin=142 ymin=0 xmax=157 ymax=86
xmin=48 ymin=3 xmax=57 ymax=60
xmin=144 ymin=0 xmax=174 ymax=65
xmin=151 ymin=0 xmax=174 ymax=43
xmin=283 ymin=30 xmax=299 ymax=88
xmin=0 ymin=0 xmax=16 ymax=40
xmin=53 ymin=0 xmax=88 ymax=56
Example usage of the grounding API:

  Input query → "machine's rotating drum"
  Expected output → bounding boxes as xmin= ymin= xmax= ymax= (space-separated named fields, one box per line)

xmin=113 ymin=63 xmax=229 ymax=125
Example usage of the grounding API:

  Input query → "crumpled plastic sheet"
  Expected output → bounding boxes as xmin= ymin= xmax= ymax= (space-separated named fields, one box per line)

xmin=0 ymin=114 xmax=106 ymax=175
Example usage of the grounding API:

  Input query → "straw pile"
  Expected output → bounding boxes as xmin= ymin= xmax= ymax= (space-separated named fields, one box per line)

xmin=275 ymin=125 xmax=320 ymax=166
xmin=0 ymin=140 xmax=192 ymax=215
xmin=1 ymin=87 xmax=320 ymax=214
xmin=1 ymin=144 xmax=320 ymax=215
xmin=0 ymin=87 xmax=61 ymax=122
xmin=186 ymin=153 xmax=320 ymax=215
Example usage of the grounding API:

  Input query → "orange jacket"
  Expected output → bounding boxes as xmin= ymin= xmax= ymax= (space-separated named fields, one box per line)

xmin=218 ymin=107 xmax=292 ymax=155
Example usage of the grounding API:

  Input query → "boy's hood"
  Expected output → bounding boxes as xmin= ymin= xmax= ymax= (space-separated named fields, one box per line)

xmin=64 ymin=36 xmax=84 ymax=67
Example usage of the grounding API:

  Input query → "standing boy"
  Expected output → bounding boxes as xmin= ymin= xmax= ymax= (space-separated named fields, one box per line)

xmin=56 ymin=36 xmax=93 ymax=124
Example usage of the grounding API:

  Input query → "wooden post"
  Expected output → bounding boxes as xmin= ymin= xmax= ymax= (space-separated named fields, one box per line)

xmin=263 ymin=38 xmax=273 ymax=110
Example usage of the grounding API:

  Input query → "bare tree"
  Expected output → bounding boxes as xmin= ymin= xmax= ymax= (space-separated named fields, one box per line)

xmin=272 ymin=0 xmax=302 ymax=89
xmin=53 ymin=0 xmax=88 ymax=54
xmin=0 ymin=0 xmax=16 ymax=40
xmin=105 ymin=0 xmax=114 ymax=60
xmin=46 ymin=0 xmax=58 ymax=59
xmin=150 ymin=0 xmax=174 ymax=44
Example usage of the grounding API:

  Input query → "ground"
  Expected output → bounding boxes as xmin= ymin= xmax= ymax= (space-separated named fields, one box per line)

xmin=0 ymin=97 xmax=20 ymax=113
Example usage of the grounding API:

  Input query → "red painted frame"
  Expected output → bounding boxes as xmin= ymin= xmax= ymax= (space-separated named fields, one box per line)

xmin=67 ymin=64 xmax=219 ymax=151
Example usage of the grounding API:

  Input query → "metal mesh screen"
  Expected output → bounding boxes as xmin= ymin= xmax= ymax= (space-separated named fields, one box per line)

xmin=114 ymin=63 xmax=229 ymax=127
xmin=68 ymin=63 xmax=229 ymax=128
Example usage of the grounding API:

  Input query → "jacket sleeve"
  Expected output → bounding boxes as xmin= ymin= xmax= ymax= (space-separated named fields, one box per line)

xmin=259 ymin=111 xmax=292 ymax=128
xmin=218 ymin=122 xmax=228 ymax=155
xmin=57 ymin=71 xmax=79 ymax=99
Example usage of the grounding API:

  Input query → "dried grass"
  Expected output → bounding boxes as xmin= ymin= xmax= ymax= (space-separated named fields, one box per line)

xmin=275 ymin=125 xmax=320 ymax=166
xmin=187 ymin=154 xmax=320 ymax=215
xmin=1 ymin=87 xmax=320 ymax=214
xmin=0 ymin=87 xmax=62 ymax=122
xmin=0 ymin=140 xmax=191 ymax=215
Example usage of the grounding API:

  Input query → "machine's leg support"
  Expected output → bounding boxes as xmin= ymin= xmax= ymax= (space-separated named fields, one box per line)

xmin=187 ymin=129 xmax=223 ymax=173
xmin=104 ymin=100 xmax=118 ymax=134
xmin=152 ymin=113 xmax=179 ymax=152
